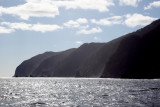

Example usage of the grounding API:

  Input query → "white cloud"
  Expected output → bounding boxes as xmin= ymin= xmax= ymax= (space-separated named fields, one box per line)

xmin=1 ymin=22 xmax=31 ymax=30
xmin=91 ymin=16 xmax=123 ymax=26
xmin=119 ymin=0 xmax=142 ymax=7
xmin=124 ymin=13 xmax=157 ymax=27
xmin=144 ymin=1 xmax=160 ymax=10
xmin=76 ymin=18 xmax=88 ymax=24
xmin=91 ymin=13 xmax=157 ymax=28
xmin=0 ymin=0 xmax=114 ymax=20
xmin=1 ymin=22 xmax=62 ymax=33
xmin=52 ymin=0 xmax=114 ymax=12
xmin=77 ymin=27 xmax=102 ymax=34
xmin=0 ymin=26 xmax=14 ymax=34
xmin=0 ymin=2 xmax=59 ymax=20
xmin=76 ymin=41 xmax=83 ymax=44
xmin=64 ymin=20 xmax=80 ymax=28
xmin=91 ymin=19 xmax=112 ymax=26
xmin=31 ymin=24 xmax=62 ymax=33
xmin=64 ymin=18 xmax=88 ymax=28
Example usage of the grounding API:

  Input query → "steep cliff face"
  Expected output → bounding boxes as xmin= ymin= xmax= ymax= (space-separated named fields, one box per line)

xmin=31 ymin=48 xmax=76 ymax=77
xmin=14 ymin=19 xmax=160 ymax=78
xmin=14 ymin=52 xmax=55 ymax=77
xmin=101 ymin=19 xmax=160 ymax=78
xmin=30 ymin=43 xmax=105 ymax=77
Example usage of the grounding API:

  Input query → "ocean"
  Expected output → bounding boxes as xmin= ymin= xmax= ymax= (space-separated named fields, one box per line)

xmin=0 ymin=78 xmax=160 ymax=107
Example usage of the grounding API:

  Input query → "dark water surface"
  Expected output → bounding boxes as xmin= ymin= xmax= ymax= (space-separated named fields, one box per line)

xmin=0 ymin=78 xmax=160 ymax=107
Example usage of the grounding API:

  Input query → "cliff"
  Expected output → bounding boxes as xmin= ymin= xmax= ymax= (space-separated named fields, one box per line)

xmin=14 ymin=19 xmax=160 ymax=78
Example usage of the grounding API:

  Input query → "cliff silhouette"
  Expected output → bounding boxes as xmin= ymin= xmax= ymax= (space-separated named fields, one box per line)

xmin=14 ymin=19 xmax=160 ymax=78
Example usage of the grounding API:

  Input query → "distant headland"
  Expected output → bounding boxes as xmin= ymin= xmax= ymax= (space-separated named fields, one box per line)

xmin=14 ymin=19 xmax=160 ymax=79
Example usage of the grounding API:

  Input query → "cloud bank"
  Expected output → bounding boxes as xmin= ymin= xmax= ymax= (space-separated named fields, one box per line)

xmin=0 ymin=26 xmax=14 ymax=34
xmin=0 ymin=2 xmax=59 ymax=20
xmin=77 ymin=27 xmax=102 ymax=35
xmin=144 ymin=1 xmax=160 ymax=10
xmin=1 ymin=22 xmax=62 ymax=33
xmin=91 ymin=13 xmax=157 ymax=28
xmin=0 ymin=13 xmax=157 ymax=34
xmin=0 ymin=0 xmax=114 ymax=20
xmin=124 ymin=13 xmax=157 ymax=27
xmin=119 ymin=0 xmax=142 ymax=7
xmin=91 ymin=16 xmax=123 ymax=26
xmin=64 ymin=18 xmax=88 ymax=28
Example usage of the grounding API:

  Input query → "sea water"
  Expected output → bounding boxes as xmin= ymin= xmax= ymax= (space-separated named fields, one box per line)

xmin=0 ymin=78 xmax=160 ymax=107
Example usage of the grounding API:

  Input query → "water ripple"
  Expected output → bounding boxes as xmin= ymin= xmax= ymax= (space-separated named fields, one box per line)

xmin=0 ymin=78 xmax=160 ymax=107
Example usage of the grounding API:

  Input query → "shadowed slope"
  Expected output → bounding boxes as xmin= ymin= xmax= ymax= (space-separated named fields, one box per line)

xmin=101 ymin=19 xmax=160 ymax=78
xmin=14 ymin=19 xmax=160 ymax=78
xmin=31 ymin=48 xmax=76 ymax=77
xmin=14 ymin=52 xmax=54 ymax=77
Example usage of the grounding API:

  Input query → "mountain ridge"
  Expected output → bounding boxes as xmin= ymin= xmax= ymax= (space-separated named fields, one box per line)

xmin=14 ymin=19 xmax=160 ymax=78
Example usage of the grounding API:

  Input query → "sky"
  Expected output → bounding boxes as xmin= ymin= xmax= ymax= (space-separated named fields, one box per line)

xmin=0 ymin=0 xmax=160 ymax=77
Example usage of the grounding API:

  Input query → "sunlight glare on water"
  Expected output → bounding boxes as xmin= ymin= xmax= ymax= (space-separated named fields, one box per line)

xmin=0 ymin=78 xmax=160 ymax=107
